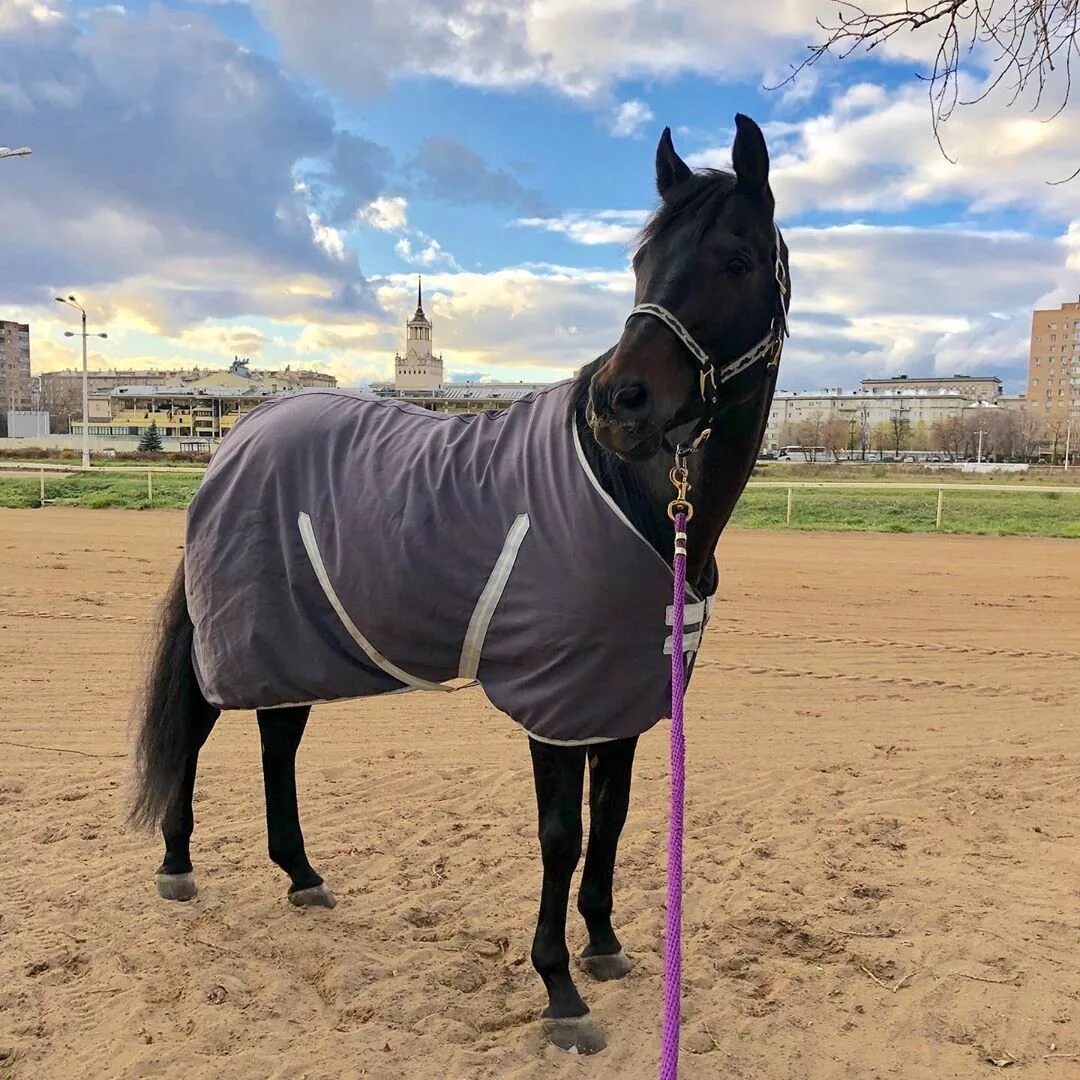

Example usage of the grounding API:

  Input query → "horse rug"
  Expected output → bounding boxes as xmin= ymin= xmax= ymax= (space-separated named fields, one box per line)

xmin=185 ymin=383 xmax=713 ymax=745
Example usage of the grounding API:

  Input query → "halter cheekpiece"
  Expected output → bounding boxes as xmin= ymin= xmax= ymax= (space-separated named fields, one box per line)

xmin=625 ymin=222 xmax=789 ymax=458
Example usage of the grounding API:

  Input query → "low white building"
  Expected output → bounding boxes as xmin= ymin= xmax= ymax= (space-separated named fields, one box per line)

xmin=764 ymin=388 xmax=993 ymax=451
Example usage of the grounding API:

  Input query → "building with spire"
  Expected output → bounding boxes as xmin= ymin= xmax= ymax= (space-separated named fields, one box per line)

xmin=394 ymin=277 xmax=444 ymax=391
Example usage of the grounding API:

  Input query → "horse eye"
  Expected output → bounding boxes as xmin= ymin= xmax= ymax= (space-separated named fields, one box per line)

xmin=727 ymin=255 xmax=751 ymax=276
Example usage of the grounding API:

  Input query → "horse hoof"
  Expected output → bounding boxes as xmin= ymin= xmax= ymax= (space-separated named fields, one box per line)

xmin=580 ymin=949 xmax=633 ymax=982
xmin=288 ymin=883 xmax=337 ymax=909
xmin=155 ymin=872 xmax=197 ymax=902
xmin=542 ymin=1015 xmax=607 ymax=1056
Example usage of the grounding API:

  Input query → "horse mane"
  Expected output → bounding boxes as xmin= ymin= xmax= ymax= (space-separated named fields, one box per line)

xmin=635 ymin=169 xmax=737 ymax=250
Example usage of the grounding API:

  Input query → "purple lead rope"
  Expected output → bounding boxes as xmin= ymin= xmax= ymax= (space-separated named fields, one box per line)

xmin=659 ymin=509 xmax=688 ymax=1080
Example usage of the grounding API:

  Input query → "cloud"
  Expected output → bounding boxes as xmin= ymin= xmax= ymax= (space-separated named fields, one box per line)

xmin=688 ymin=79 xmax=1080 ymax=220
xmin=515 ymin=210 xmax=648 ymax=246
xmin=394 ymin=236 xmax=460 ymax=270
xmin=610 ymin=99 xmax=654 ymax=138
xmin=301 ymin=132 xmax=394 ymax=225
xmin=779 ymin=223 xmax=1067 ymax=390
xmin=369 ymin=264 xmax=634 ymax=379
xmin=251 ymin=0 xmax=829 ymax=104
xmin=307 ymin=213 xmax=348 ymax=261
xmin=358 ymin=195 xmax=409 ymax=231
xmin=0 ymin=3 xmax=382 ymax=330
xmin=177 ymin=325 xmax=270 ymax=355
xmin=408 ymin=137 xmax=548 ymax=214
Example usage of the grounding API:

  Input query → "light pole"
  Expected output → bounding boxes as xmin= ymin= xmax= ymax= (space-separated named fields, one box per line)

xmin=963 ymin=400 xmax=999 ymax=465
xmin=55 ymin=296 xmax=107 ymax=470
xmin=0 ymin=146 xmax=32 ymax=160
xmin=1066 ymin=415 xmax=1074 ymax=471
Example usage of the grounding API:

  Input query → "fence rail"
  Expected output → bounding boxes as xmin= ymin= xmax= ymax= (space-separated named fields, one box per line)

xmin=3 ymin=465 xmax=1079 ymax=523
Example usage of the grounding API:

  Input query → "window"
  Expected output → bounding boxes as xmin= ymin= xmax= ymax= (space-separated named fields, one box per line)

xmin=1032 ymin=378 xmax=1039 ymax=386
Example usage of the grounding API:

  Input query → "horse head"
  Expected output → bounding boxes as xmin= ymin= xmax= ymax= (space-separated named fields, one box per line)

xmin=588 ymin=114 xmax=789 ymax=461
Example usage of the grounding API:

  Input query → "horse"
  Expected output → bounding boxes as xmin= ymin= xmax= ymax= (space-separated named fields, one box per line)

xmin=129 ymin=113 xmax=790 ymax=1057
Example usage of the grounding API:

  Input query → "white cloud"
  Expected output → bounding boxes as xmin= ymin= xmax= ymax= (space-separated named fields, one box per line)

xmin=251 ymin=0 xmax=830 ymax=103
xmin=358 ymin=194 xmax=408 ymax=231
xmin=688 ymin=80 xmax=1080 ymax=220
xmin=394 ymin=235 xmax=460 ymax=270
xmin=307 ymin=212 xmax=348 ymax=261
xmin=177 ymin=324 xmax=269 ymax=355
xmin=0 ymin=2 xmax=385 ymax=349
xmin=515 ymin=210 xmax=647 ymax=246
xmin=0 ymin=1 xmax=65 ymax=30
xmin=610 ymin=98 xmax=654 ymax=138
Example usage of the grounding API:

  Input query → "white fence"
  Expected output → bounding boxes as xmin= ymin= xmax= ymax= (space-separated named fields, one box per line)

xmin=3 ymin=463 xmax=1078 ymax=522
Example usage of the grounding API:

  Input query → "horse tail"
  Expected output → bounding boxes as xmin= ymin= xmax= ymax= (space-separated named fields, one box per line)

xmin=129 ymin=559 xmax=203 ymax=830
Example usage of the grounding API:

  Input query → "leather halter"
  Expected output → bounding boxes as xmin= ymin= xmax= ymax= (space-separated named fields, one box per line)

xmin=625 ymin=223 xmax=790 ymax=457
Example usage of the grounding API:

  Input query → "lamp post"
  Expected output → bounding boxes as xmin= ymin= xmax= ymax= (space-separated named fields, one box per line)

xmin=0 ymin=146 xmax=32 ymax=160
xmin=55 ymin=296 xmax=107 ymax=470
xmin=962 ymin=400 xmax=999 ymax=465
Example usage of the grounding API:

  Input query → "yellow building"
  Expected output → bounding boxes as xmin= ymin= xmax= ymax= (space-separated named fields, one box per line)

xmin=71 ymin=361 xmax=337 ymax=442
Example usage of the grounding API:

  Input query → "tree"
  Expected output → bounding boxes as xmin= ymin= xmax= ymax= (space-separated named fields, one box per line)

xmin=930 ymin=415 xmax=964 ymax=459
xmin=1044 ymin=416 xmax=1070 ymax=464
xmin=911 ymin=421 xmax=930 ymax=451
xmin=795 ymin=413 xmax=826 ymax=460
xmin=778 ymin=421 xmax=801 ymax=448
xmin=784 ymin=1 xmax=1080 ymax=182
xmin=822 ymin=415 xmax=850 ymax=461
xmin=138 ymin=420 xmax=163 ymax=453
xmin=871 ymin=421 xmax=893 ymax=455
xmin=986 ymin=409 xmax=1023 ymax=460
xmin=890 ymin=415 xmax=912 ymax=457
xmin=855 ymin=400 xmax=873 ymax=459
xmin=1015 ymin=409 xmax=1045 ymax=461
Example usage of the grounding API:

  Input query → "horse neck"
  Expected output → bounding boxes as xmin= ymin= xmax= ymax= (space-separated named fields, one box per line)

xmin=573 ymin=359 xmax=777 ymax=591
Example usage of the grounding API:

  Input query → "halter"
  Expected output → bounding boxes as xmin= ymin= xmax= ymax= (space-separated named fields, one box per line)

xmin=625 ymin=223 xmax=789 ymax=459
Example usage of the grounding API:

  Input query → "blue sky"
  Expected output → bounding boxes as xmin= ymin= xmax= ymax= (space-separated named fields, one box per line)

xmin=1 ymin=0 xmax=1078 ymax=392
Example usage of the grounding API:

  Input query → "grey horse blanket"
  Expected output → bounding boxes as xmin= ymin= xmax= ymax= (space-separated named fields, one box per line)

xmin=186 ymin=383 xmax=712 ymax=745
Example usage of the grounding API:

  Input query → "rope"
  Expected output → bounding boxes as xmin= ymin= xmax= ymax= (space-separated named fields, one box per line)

xmin=659 ymin=510 xmax=688 ymax=1079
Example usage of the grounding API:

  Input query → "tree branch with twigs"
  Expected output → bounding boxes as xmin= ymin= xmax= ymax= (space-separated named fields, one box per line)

xmin=776 ymin=1 xmax=1080 ymax=182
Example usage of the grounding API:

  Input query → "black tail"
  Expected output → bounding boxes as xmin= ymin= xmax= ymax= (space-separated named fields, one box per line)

xmin=129 ymin=560 xmax=203 ymax=830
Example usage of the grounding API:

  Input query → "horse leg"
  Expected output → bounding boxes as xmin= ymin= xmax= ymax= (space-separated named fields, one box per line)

xmin=529 ymin=738 xmax=606 ymax=1055
xmin=155 ymin=700 xmax=220 ymax=901
xmin=257 ymin=706 xmax=335 ymax=909
xmin=578 ymin=737 xmax=638 ymax=981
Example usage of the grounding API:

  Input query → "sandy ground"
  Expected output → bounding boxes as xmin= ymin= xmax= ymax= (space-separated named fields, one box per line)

xmin=1 ymin=509 xmax=1079 ymax=1080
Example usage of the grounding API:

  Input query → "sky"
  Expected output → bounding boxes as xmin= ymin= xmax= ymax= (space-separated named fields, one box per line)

xmin=1 ymin=0 xmax=1078 ymax=393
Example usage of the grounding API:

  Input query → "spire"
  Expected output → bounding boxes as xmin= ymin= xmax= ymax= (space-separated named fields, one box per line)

xmin=418 ymin=275 xmax=422 ymax=311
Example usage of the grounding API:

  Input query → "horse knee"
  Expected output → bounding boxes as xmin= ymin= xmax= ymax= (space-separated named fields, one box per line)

xmin=539 ymin=812 xmax=582 ymax=869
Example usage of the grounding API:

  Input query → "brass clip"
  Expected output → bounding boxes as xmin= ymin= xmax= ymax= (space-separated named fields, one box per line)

xmin=667 ymin=462 xmax=693 ymax=522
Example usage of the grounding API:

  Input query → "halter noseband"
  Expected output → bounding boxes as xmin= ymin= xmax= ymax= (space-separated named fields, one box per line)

xmin=624 ymin=223 xmax=789 ymax=456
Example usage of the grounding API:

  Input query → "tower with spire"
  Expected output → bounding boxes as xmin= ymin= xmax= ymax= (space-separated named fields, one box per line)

xmin=394 ymin=276 xmax=444 ymax=391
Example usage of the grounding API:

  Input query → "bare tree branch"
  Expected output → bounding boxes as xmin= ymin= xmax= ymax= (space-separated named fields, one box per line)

xmin=770 ymin=1 xmax=1080 ymax=180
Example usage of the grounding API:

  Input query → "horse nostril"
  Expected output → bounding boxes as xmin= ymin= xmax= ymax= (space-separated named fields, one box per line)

xmin=611 ymin=382 xmax=650 ymax=420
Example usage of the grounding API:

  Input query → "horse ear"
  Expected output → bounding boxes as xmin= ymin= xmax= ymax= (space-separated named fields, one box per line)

xmin=732 ymin=113 xmax=770 ymax=197
xmin=655 ymin=126 xmax=692 ymax=199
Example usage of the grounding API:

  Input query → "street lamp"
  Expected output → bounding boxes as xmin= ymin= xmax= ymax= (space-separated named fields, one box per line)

xmin=0 ymin=147 xmax=32 ymax=160
xmin=55 ymin=296 xmax=107 ymax=470
xmin=962 ymin=400 xmax=999 ymax=465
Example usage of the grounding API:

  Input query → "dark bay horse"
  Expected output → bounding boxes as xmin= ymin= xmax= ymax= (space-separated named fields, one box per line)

xmin=130 ymin=113 xmax=790 ymax=1056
